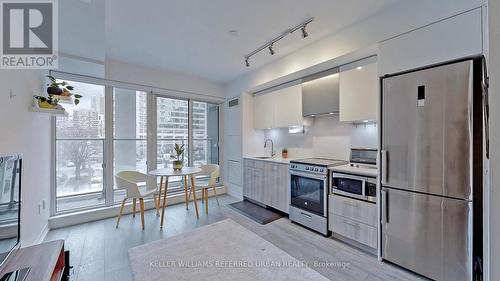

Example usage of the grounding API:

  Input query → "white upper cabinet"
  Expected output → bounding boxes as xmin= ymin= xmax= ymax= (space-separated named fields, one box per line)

xmin=273 ymin=84 xmax=303 ymax=128
xmin=253 ymin=84 xmax=307 ymax=129
xmin=339 ymin=58 xmax=378 ymax=122
xmin=253 ymin=93 xmax=275 ymax=129
xmin=379 ymin=8 xmax=483 ymax=76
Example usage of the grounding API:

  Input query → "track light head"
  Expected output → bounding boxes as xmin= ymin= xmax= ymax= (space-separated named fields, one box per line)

xmin=245 ymin=57 xmax=250 ymax=67
xmin=268 ymin=44 xmax=275 ymax=55
xmin=301 ymin=25 xmax=308 ymax=38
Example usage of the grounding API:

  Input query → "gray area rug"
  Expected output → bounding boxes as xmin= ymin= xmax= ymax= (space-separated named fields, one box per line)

xmin=228 ymin=200 xmax=282 ymax=224
xmin=128 ymin=219 xmax=328 ymax=281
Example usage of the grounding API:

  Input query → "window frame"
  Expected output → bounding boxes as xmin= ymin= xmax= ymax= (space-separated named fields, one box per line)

xmin=50 ymin=72 xmax=223 ymax=216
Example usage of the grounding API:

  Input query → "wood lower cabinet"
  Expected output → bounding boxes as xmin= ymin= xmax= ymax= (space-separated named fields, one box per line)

xmin=328 ymin=194 xmax=377 ymax=249
xmin=329 ymin=214 xmax=377 ymax=249
xmin=243 ymin=158 xmax=289 ymax=213
xmin=264 ymin=162 xmax=290 ymax=213
xmin=329 ymin=195 xmax=377 ymax=226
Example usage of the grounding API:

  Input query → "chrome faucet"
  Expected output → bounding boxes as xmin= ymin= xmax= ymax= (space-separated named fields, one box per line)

xmin=264 ymin=139 xmax=275 ymax=157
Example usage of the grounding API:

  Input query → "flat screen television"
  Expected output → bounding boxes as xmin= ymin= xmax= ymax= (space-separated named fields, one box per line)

xmin=0 ymin=154 xmax=21 ymax=272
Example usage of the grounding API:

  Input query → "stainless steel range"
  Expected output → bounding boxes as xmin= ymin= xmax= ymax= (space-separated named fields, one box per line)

xmin=289 ymin=158 xmax=347 ymax=235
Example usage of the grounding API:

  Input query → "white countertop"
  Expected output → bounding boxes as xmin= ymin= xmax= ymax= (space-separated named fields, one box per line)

xmin=243 ymin=156 xmax=295 ymax=164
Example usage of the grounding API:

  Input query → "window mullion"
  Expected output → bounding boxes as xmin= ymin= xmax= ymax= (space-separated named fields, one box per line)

xmin=104 ymin=86 xmax=114 ymax=206
xmin=188 ymin=100 xmax=193 ymax=166
xmin=148 ymin=91 xmax=157 ymax=172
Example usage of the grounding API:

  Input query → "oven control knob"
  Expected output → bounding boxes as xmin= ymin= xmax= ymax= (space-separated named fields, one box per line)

xmin=315 ymin=168 xmax=318 ymax=171
xmin=320 ymin=168 xmax=324 ymax=172
xmin=306 ymin=167 xmax=309 ymax=171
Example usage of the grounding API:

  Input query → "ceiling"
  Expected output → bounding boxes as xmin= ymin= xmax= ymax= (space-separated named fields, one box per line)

xmin=103 ymin=0 xmax=401 ymax=83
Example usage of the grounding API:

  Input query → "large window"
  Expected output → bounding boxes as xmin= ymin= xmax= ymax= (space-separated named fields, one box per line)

xmin=156 ymin=96 xmax=189 ymax=169
xmin=53 ymin=79 xmax=221 ymax=214
xmin=55 ymin=81 xmax=105 ymax=212
xmin=193 ymin=101 xmax=219 ymax=167
xmin=113 ymin=88 xmax=148 ymax=203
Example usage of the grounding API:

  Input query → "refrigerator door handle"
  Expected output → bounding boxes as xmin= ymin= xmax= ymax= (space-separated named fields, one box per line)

xmin=381 ymin=150 xmax=388 ymax=185
xmin=382 ymin=189 xmax=389 ymax=223
xmin=482 ymin=57 xmax=490 ymax=159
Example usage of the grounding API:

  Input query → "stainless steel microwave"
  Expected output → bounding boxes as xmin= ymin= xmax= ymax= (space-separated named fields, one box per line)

xmin=331 ymin=172 xmax=376 ymax=203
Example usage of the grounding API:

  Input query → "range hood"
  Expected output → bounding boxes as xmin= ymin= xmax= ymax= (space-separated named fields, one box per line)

xmin=301 ymin=68 xmax=339 ymax=117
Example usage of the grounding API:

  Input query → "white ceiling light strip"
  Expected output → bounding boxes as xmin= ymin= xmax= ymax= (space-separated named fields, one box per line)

xmin=244 ymin=17 xmax=314 ymax=67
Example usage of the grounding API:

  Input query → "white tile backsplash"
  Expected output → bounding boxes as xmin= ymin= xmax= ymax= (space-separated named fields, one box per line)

xmin=263 ymin=115 xmax=377 ymax=160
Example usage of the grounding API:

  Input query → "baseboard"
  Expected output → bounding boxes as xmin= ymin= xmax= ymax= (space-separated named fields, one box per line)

xmin=49 ymin=186 xmax=227 ymax=229
xmin=35 ymin=223 xmax=50 ymax=244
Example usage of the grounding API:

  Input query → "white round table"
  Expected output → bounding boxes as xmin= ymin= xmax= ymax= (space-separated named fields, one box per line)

xmin=149 ymin=167 xmax=202 ymax=228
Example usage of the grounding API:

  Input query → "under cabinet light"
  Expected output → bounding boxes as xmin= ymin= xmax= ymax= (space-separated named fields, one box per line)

xmin=289 ymin=125 xmax=305 ymax=134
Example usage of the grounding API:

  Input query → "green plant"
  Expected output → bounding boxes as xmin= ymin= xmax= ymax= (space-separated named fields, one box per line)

xmin=46 ymin=75 xmax=82 ymax=105
xmin=34 ymin=95 xmax=59 ymax=106
xmin=47 ymin=75 xmax=74 ymax=91
xmin=282 ymin=148 xmax=288 ymax=153
xmin=170 ymin=143 xmax=185 ymax=161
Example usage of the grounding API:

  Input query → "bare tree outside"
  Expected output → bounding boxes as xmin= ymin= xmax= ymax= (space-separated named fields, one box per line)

xmin=55 ymin=81 xmax=105 ymax=211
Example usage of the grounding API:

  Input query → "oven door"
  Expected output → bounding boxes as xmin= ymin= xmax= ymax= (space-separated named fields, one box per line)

xmin=332 ymin=173 xmax=366 ymax=200
xmin=290 ymin=171 xmax=327 ymax=216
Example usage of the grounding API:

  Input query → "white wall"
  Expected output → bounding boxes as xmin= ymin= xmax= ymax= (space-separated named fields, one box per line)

xmin=488 ymin=0 xmax=499 ymax=279
xmin=262 ymin=118 xmax=377 ymax=160
xmin=0 ymin=70 xmax=50 ymax=246
xmin=59 ymin=0 xmax=105 ymax=62
xmin=105 ymin=59 xmax=225 ymax=100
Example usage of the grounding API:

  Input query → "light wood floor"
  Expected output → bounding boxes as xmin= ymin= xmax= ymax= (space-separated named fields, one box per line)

xmin=44 ymin=195 xmax=426 ymax=281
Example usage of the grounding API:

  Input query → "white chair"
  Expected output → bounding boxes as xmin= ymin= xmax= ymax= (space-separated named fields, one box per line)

xmin=189 ymin=164 xmax=220 ymax=214
xmin=115 ymin=171 xmax=159 ymax=229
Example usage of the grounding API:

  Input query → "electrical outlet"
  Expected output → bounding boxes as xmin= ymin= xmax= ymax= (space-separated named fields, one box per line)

xmin=38 ymin=204 xmax=41 ymax=214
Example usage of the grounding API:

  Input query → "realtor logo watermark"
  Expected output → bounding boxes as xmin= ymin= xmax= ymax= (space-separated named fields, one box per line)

xmin=1 ymin=0 xmax=58 ymax=69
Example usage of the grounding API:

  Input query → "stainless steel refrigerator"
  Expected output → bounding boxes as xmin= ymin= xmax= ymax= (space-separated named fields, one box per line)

xmin=380 ymin=57 xmax=488 ymax=281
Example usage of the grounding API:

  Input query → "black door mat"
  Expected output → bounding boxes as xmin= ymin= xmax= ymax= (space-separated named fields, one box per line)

xmin=228 ymin=200 xmax=283 ymax=225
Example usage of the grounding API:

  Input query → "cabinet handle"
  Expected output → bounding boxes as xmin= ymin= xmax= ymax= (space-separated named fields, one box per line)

xmin=301 ymin=212 xmax=312 ymax=219
xmin=343 ymin=201 xmax=359 ymax=207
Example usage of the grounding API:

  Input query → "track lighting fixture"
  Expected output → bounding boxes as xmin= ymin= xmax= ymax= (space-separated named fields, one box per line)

xmin=268 ymin=44 xmax=275 ymax=55
xmin=243 ymin=17 xmax=313 ymax=67
xmin=301 ymin=25 xmax=308 ymax=38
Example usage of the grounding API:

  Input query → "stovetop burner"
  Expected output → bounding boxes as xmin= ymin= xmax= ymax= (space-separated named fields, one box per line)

xmin=290 ymin=158 xmax=347 ymax=174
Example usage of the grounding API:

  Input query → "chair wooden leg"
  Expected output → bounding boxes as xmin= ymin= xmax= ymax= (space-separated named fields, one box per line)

xmin=200 ymin=183 xmax=204 ymax=204
xmin=139 ymin=198 xmax=145 ymax=230
xmin=132 ymin=198 xmax=137 ymax=218
xmin=115 ymin=198 xmax=127 ymax=228
xmin=212 ymin=186 xmax=220 ymax=207
xmin=153 ymin=193 xmax=159 ymax=216
xmin=183 ymin=175 xmax=189 ymax=210
xmin=204 ymin=188 xmax=208 ymax=214
xmin=190 ymin=175 xmax=199 ymax=219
